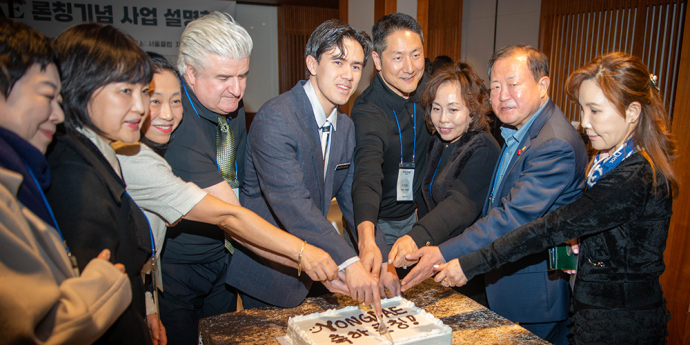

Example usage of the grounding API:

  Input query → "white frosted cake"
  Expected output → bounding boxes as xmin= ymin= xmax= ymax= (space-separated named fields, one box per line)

xmin=287 ymin=296 xmax=452 ymax=345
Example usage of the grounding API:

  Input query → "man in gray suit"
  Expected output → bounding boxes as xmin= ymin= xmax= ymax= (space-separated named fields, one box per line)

xmin=226 ymin=20 xmax=398 ymax=313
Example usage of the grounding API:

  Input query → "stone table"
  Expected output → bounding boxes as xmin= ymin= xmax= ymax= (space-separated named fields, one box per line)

xmin=199 ymin=279 xmax=550 ymax=344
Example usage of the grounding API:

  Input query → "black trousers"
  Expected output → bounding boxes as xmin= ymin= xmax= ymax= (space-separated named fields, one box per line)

xmin=159 ymin=254 xmax=237 ymax=345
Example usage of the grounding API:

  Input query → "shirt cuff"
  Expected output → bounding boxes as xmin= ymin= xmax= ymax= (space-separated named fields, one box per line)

xmin=338 ymin=257 xmax=361 ymax=271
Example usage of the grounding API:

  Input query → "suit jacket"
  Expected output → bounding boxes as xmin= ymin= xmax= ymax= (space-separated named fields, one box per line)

xmin=408 ymin=130 xmax=500 ymax=247
xmin=226 ymin=81 xmax=389 ymax=307
xmin=439 ymin=99 xmax=588 ymax=323
xmin=46 ymin=132 xmax=153 ymax=344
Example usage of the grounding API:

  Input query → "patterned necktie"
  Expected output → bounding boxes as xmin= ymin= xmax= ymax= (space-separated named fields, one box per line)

xmin=216 ymin=115 xmax=238 ymax=253
xmin=216 ymin=115 xmax=239 ymax=189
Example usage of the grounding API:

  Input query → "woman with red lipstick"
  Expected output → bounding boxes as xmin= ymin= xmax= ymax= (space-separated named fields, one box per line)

xmin=44 ymin=23 xmax=156 ymax=345
xmin=115 ymin=53 xmax=340 ymax=326
xmin=387 ymin=62 xmax=500 ymax=303
xmin=432 ymin=53 xmax=676 ymax=344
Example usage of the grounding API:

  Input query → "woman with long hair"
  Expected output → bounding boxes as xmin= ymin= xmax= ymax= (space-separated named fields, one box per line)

xmin=430 ymin=52 xmax=676 ymax=344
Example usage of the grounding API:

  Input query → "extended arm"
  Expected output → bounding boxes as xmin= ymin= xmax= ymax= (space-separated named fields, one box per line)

xmin=117 ymin=145 xmax=336 ymax=281
xmin=184 ymin=194 xmax=338 ymax=281
xmin=402 ymin=139 xmax=582 ymax=289
xmin=391 ymin=147 xmax=496 ymax=267
xmin=411 ymin=146 xmax=496 ymax=246
xmin=203 ymin=180 xmax=240 ymax=206
xmin=439 ymin=139 xmax=582 ymax=260
xmin=458 ymin=159 xmax=649 ymax=280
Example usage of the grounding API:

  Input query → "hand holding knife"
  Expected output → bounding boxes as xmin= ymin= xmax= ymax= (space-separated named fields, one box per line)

xmin=359 ymin=303 xmax=394 ymax=344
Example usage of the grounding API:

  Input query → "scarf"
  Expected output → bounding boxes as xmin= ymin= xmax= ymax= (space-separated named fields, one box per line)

xmin=587 ymin=137 xmax=636 ymax=188
xmin=0 ymin=126 xmax=56 ymax=227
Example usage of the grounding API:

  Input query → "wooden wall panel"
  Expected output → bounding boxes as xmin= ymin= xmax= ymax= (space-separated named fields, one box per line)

xmin=375 ymin=0 xmax=397 ymax=23
xmin=426 ymin=0 xmax=463 ymax=62
xmin=540 ymin=0 xmax=686 ymax=124
xmin=417 ymin=0 xmax=429 ymax=57
xmin=661 ymin=7 xmax=690 ymax=344
xmin=339 ymin=0 xmax=348 ymax=23
xmin=278 ymin=5 xmax=339 ymax=94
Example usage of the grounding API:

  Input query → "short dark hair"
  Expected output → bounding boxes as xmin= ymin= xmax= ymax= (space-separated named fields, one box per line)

xmin=431 ymin=55 xmax=453 ymax=75
xmin=147 ymin=51 xmax=180 ymax=79
xmin=421 ymin=61 xmax=491 ymax=134
xmin=488 ymin=44 xmax=548 ymax=82
xmin=372 ymin=12 xmax=424 ymax=55
xmin=304 ymin=19 xmax=373 ymax=79
xmin=0 ymin=18 xmax=57 ymax=98
xmin=55 ymin=23 xmax=153 ymax=132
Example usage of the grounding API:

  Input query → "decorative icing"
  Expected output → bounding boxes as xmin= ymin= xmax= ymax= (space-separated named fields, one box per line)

xmin=287 ymin=297 xmax=452 ymax=345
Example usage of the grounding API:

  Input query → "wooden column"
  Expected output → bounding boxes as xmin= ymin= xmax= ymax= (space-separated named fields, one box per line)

xmin=660 ymin=6 xmax=690 ymax=345
xmin=417 ymin=0 xmax=429 ymax=57
xmin=278 ymin=5 xmax=339 ymax=94
xmin=338 ymin=0 xmax=350 ymax=115
xmin=425 ymin=0 xmax=463 ymax=61
xmin=374 ymin=0 xmax=397 ymax=23
xmin=339 ymin=0 xmax=348 ymax=23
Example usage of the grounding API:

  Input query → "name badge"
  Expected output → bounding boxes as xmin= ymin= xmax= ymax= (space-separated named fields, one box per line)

xmin=397 ymin=162 xmax=415 ymax=201
xmin=335 ymin=163 xmax=350 ymax=171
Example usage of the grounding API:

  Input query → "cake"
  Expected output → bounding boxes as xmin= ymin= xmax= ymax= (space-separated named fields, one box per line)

xmin=287 ymin=296 xmax=452 ymax=345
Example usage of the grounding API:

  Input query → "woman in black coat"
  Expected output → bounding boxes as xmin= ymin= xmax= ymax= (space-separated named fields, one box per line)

xmin=388 ymin=62 xmax=500 ymax=272
xmin=45 ymin=24 xmax=155 ymax=345
xmin=432 ymin=53 xmax=676 ymax=344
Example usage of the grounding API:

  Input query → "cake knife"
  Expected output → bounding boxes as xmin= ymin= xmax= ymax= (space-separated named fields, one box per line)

xmin=377 ymin=310 xmax=394 ymax=344
xmin=359 ymin=304 xmax=394 ymax=344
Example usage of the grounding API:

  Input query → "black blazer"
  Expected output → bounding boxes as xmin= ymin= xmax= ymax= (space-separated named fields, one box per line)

xmin=46 ymin=131 xmax=152 ymax=345
xmin=407 ymin=130 xmax=500 ymax=247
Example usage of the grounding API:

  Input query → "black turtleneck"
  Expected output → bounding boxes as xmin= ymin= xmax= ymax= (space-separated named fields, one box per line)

xmin=351 ymin=72 xmax=431 ymax=225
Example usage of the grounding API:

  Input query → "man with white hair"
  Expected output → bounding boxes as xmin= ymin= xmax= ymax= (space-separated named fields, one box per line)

xmin=160 ymin=12 xmax=251 ymax=344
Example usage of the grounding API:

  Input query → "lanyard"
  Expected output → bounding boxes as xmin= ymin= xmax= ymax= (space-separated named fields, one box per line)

xmin=182 ymin=80 xmax=238 ymax=176
xmin=24 ymin=164 xmax=68 ymax=250
xmin=125 ymin=191 xmax=155 ymax=260
xmin=25 ymin=163 xmax=80 ymax=273
xmin=126 ymin=191 xmax=158 ymax=312
xmin=392 ymin=103 xmax=417 ymax=164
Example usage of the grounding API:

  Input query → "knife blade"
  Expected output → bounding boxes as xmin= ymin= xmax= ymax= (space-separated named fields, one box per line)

xmin=359 ymin=303 xmax=394 ymax=344
xmin=377 ymin=311 xmax=394 ymax=344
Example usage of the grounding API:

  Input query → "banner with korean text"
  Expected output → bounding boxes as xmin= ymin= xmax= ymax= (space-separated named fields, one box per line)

xmin=1 ymin=0 xmax=236 ymax=57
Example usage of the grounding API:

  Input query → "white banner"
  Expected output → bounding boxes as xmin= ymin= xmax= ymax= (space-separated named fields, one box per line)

xmin=1 ymin=0 xmax=236 ymax=56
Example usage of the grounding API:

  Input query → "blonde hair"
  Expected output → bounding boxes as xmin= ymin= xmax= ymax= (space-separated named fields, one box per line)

xmin=177 ymin=11 xmax=253 ymax=75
